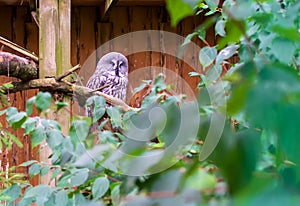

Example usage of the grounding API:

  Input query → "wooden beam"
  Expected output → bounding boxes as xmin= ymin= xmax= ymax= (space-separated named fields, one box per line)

xmin=39 ymin=0 xmax=71 ymax=185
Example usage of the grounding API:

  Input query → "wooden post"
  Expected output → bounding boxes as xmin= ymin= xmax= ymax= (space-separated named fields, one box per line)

xmin=39 ymin=0 xmax=71 ymax=185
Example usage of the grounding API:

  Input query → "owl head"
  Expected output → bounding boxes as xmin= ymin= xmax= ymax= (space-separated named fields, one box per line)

xmin=96 ymin=52 xmax=128 ymax=77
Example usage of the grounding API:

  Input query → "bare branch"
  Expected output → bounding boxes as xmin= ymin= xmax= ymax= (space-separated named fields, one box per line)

xmin=0 ymin=51 xmax=38 ymax=81
xmin=0 ymin=36 xmax=39 ymax=62
xmin=1 ymin=78 xmax=139 ymax=112
xmin=55 ymin=64 xmax=81 ymax=81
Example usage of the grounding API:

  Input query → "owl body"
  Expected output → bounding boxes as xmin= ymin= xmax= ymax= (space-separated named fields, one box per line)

xmin=86 ymin=52 xmax=128 ymax=101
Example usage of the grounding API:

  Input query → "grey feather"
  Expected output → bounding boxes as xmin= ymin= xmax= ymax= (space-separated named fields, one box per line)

xmin=86 ymin=52 xmax=129 ymax=117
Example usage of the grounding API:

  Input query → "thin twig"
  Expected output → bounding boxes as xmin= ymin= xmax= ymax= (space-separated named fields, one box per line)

xmin=55 ymin=64 xmax=81 ymax=81
xmin=31 ymin=11 xmax=39 ymax=27
xmin=0 ymin=36 xmax=39 ymax=62
xmin=91 ymin=83 xmax=113 ymax=92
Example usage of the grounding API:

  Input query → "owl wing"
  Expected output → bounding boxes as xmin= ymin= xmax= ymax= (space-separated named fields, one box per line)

xmin=85 ymin=72 xmax=108 ymax=117
xmin=86 ymin=73 xmax=107 ymax=90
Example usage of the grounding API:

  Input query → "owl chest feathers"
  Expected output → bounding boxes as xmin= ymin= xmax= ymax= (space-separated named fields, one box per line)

xmin=86 ymin=52 xmax=129 ymax=102
xmin=86 ymin=71 xmax=128 ymax=101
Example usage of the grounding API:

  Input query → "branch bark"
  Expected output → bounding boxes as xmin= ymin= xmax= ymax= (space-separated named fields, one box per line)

xmin=1 ymin=78 xmax=138 ymax=112
xmin=0 ymin=51 xmax=38 ymax=81
xmin=0 ymin=51 xmax=138 ymax=112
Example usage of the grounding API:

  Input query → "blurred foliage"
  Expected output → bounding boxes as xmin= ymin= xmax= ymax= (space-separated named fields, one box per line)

xmin=0 ymin=0 xmax=300 ymax=205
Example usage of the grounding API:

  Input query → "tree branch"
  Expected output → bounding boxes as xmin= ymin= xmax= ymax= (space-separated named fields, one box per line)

xmin=0 ymin=51 xmax=138 ymax=112
xmin=1 ymin=78 xmax=139 ymax=112
xmin=0 ymin=51 xmax=38 ymax=81
xmin=0 ymin=36 xmax=39 ymax=62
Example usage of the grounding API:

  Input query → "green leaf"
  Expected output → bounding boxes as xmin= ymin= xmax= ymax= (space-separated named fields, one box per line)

xmin=270 ymin=37 xmax=296 ymax=64
xmin=270 ymin=24 xmax=300 ymax=41
xmin=7 ymin=111 xmax=27 ymax=129
xmin=70 ymin=169 xmax=89 ymax=187
xmin=2 ymin=83 xmax=13 ymax=89
xmin=107 ymin=107 xmax=122 ymax=128
xmin=215 ymin=19 xmax=226 ymax=37
xmin=185 ymin=169 xmax=217 ymax=190
xmin=199 ymin=46 xmax=217 ymax=68
xmin=166 ymin=0 xmax=194 ymax=27
xmin=1 ymin=183 xmax=21 ymax=202
xmin=46 ymin=129 xmax=64 ymax=149
xmin=19 ymin=160 xmax=38 ymax=167
xmin=182 ymin=32 xmax=198 ymax=48
xmin=7 ymin=132 xmax=23 ymax=148
xmin=24 ymin=185 xmax=52 ymax=205
xmin=197 ymin=29 xmax=206 ymax=42
xmin=111 ymin=184 xmax=121 ymax=206
xmin=85 ymin=95 xmax=106 ymax=107
xmin=36 ymin=92 xmax=52 ymax=113
xmin=227 ymin=1 xmax=256 ymax=20
xmin=51 ymin=168 xmax=61 ymax=180
xmin=40 ymin=166 xmax=50 ymax=177
xmin=55 ymin=101 xmax=69 ymax=111
xmin=55 ymin=190 xmax=68 ymax=206
xmin=29 ymin=163 xmax=41 ymax=178
xmin=26 ymin=96 xmax=36 ymax=115
xmin=22 ymin=117 xmax=37 ymax=135
xmin=92 ymin=177 xmax=110 ymax=200
xmin=216 ymin=44 xmax=239 ymax=64
xmin=30 ymin=128 xmax=46 ymax=148
xmin=218 ymin=20 xmax=245 ymax=49
xmin=69 ymin=120 xmax=89 ymax=147
xmin=205 ymin=0 xmax=219 ymax=10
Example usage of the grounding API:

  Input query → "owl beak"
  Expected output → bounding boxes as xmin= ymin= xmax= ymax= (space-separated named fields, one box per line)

xmin=115 ymin=61 xmax=120 ymax=77
xmin=115 ymin=68 xmax=119 ymax=77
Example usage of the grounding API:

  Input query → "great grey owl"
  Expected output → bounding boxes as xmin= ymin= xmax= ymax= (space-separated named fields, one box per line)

xmin=86 ymin=52 xmax=128 ymax=101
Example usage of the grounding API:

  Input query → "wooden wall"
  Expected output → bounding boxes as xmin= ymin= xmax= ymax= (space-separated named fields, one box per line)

xmin=0 ymin=5 xmax=216 ymax=184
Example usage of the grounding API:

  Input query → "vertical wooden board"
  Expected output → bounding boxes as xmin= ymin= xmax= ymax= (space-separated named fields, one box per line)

xmin=149 ymin=7 xmax=163 ymax=78
xmin=78 ymin=7 xmax=97 ymax=66
xmin=0 ymin=6 xmax=15 ymax=185
xmin=180 ymin=17 xmax=200 ymax=99
xmin=0 ymin=6 xmax=14 ymax=90
xmin=0 ymin=6 xmax=13 ymax=53
xmin=71 ymin=7 xmax=81 ymax=116
xmin=109 ymin=7 xmax=130 ymax=54
xmin=95 ymin=22 xmax=113 ymax=66
xmin=71 ymin=6 xmax=80 ymax=67
xmin=25 ymin=22 xmax=39 ymax=186
xmin=71 ymin=7 xmax=97 ymax=115
xmin=159 ymin=22 xmax=184 ymax=96
xmin=39 ymin=0 xmax=59 ymax=77
xmin=58 ymin=0 xmax=71 ymax=74
xmin=11 ymin=6 xmax=27 ymax=175
xmin=126 ymin=6 xmax=152 ymax=100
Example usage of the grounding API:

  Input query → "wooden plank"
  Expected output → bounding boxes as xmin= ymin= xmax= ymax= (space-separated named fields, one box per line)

xmin=180 ymin=17 xmax=200 ymax=99
xmin=11 ymin=6 xmax=27 ymax=181
xmin=57 ymin=0 xmax=71 ymax=134
xmin=39 ymin=0 xmax=58 ymax=186
xmin=159 ymin=22 xmax=182 ymax=95
xmin=96 ymin=22 xmax=113 ymax=67
xmin=39 ymin=0 xmax=58 ymax=77
xmin=71 ymin=6 xmax=80 ymax=67
xmin=0 ymin=7 xmax=14 ymax=188
xmin=109 ymin=7 xmax=130 ymax=53
xmin=25 ymin=22 xmax=39 ymax=186
xmin=39 ymin=0 xmax=72 ymax=185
